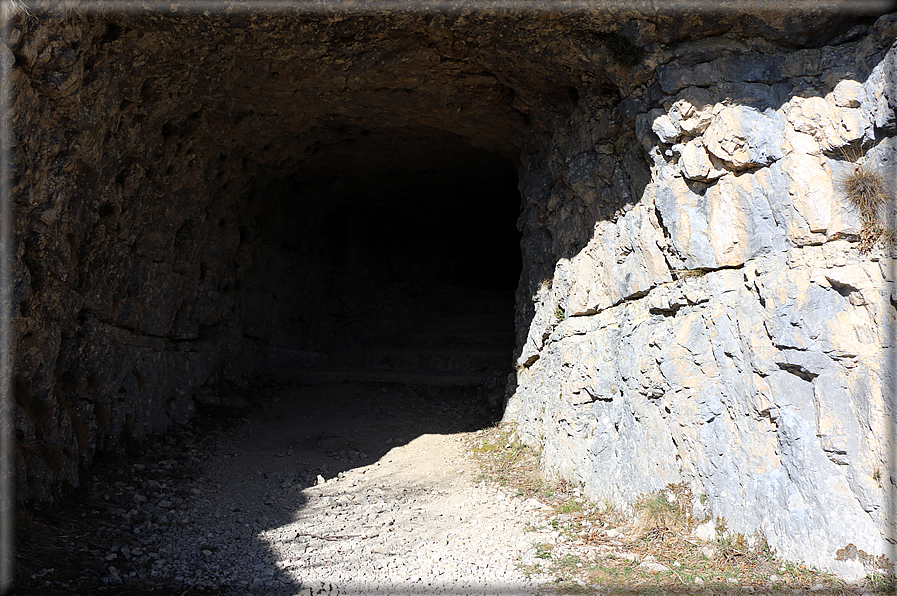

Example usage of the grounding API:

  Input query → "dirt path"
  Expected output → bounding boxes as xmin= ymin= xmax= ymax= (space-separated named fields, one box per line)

xmin=194 ymin=382 xmax=558 ymax=594
xmin=18 ymin=381 xmax=562 ymax=595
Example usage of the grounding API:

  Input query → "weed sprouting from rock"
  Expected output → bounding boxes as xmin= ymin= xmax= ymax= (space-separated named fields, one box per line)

xmin=843 ymin=164 xmax=886 ymax=218
xmin=608 ymin=33 xmax=644 ymax=67
xmin=837 ymin=144 xmax=894 ymax=252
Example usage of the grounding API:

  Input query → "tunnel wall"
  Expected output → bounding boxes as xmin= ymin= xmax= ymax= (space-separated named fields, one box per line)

xmin=505 ymin=15 xmax=897 ymax=580
xmin=9 ymin=14 xmax=267 ymax=500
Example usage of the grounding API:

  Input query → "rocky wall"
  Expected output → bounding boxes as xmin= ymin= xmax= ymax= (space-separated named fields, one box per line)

xmin=10 ymin=15 xmax=259 ymax=502
xmin=506 ymin=14 xmax=897 ymax=580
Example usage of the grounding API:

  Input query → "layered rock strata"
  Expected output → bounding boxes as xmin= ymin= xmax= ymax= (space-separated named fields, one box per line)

xmin=506 ymin=13 xmax=897 ymax=581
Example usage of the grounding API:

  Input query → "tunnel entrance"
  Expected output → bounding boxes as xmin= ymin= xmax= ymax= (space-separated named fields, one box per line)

xmin=13 ymin=8 xmax=546 ymax=505
xmin=239 ymin=137 xmax=522 ymax=389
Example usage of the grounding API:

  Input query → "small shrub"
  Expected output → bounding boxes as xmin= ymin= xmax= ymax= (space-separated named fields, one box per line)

xmin=841 ymin=163 xmax=886 ymax=222
xmin=555 ymin=306 xmax=566 ymax=321
xmin=634 ymin=492 xmax=686 ymax=539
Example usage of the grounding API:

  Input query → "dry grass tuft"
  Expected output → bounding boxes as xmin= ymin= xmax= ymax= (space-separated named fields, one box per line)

xmin=840 ymin=163 xmax=886 ymax=222
xmin=633 ymin=492 xmax=687 ymax=540
xmin=837 ymin=145 xmax=894 ymax=252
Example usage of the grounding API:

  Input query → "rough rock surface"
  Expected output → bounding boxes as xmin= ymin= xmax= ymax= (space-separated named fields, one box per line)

xmin=506 ymin=13 xmax=897 ymax=582
xmin=9 ymin=0 xmax=895 ymax=583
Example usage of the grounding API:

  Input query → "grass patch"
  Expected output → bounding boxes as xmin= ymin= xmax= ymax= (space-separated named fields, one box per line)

xmin=466 ymin=422 xmax=889 ymax=594
xmin=556 ymin=497 xmax=585 ymax=515
xmin=467 ymin=425 xmax=548 ymax=496
xmin=535 ymin=543 xmax=553 ymax=559
xmin=634 ymin=492 xmax=685 ymax=539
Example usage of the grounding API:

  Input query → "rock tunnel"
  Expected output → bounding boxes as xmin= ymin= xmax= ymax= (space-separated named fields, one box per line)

xmin=10 ymin=0 xmax=878 ymax=499
xmin=11 ymin=1 xmax=897 ymax=581
xmin=12 ymin=5 xmax=583 ymax=501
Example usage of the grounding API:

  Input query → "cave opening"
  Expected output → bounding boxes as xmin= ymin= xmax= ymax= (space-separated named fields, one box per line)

xmin=12 ymin=8 xmax=553 ymax=506
xmin=239 ymin=135 xmax=523 ymax=387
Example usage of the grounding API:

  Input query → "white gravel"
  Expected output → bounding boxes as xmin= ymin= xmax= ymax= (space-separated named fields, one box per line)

xmin=65 ymin=383 xmax=568 ymax=595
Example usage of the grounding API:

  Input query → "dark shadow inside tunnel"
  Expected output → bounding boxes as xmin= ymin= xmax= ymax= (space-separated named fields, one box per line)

xmin=238 ymin=138 xmax=522 ymax=390
xmin=171 ymin=136 xmax=526 ymax=594
xmin=121 ymin=137 xmax=525 ymax=594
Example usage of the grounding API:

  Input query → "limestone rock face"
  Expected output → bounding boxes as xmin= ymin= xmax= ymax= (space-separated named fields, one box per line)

xmin=506 ymin=13 xmax=897 ymax=582
xmin=10 ymin=0 xmax=895 ymax=582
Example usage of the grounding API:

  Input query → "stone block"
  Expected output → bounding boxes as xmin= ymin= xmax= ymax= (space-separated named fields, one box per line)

xmin=703 ymin=105 xmax=785 ymax=169
xmin=679 ymin=138 xmax=726 ymax=181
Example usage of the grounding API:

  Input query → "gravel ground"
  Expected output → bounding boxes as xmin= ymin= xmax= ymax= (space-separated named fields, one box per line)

xmin=15 ymin=381 xmax=566 ymax=595
xmin=19 ymin=380 xmax=878 ymax=596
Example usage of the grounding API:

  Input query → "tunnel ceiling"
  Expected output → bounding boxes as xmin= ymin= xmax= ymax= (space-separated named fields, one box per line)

xmin=19 ymin=2 xmax=875 ymax=178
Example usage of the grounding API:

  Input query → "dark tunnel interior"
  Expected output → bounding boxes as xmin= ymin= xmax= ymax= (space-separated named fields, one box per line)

xmin=237 ymin=138 xmax=523 ymax=384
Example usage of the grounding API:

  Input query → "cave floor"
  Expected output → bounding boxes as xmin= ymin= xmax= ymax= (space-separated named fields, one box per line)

xmin=14 ymin=381 xmax=559 ymax=595
xmin=15 ymin=381 xmax=869 ymax=595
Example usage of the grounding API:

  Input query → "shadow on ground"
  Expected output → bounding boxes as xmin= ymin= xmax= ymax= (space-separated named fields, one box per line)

xmin=13 ymin=380 xmax=499 ymax=595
